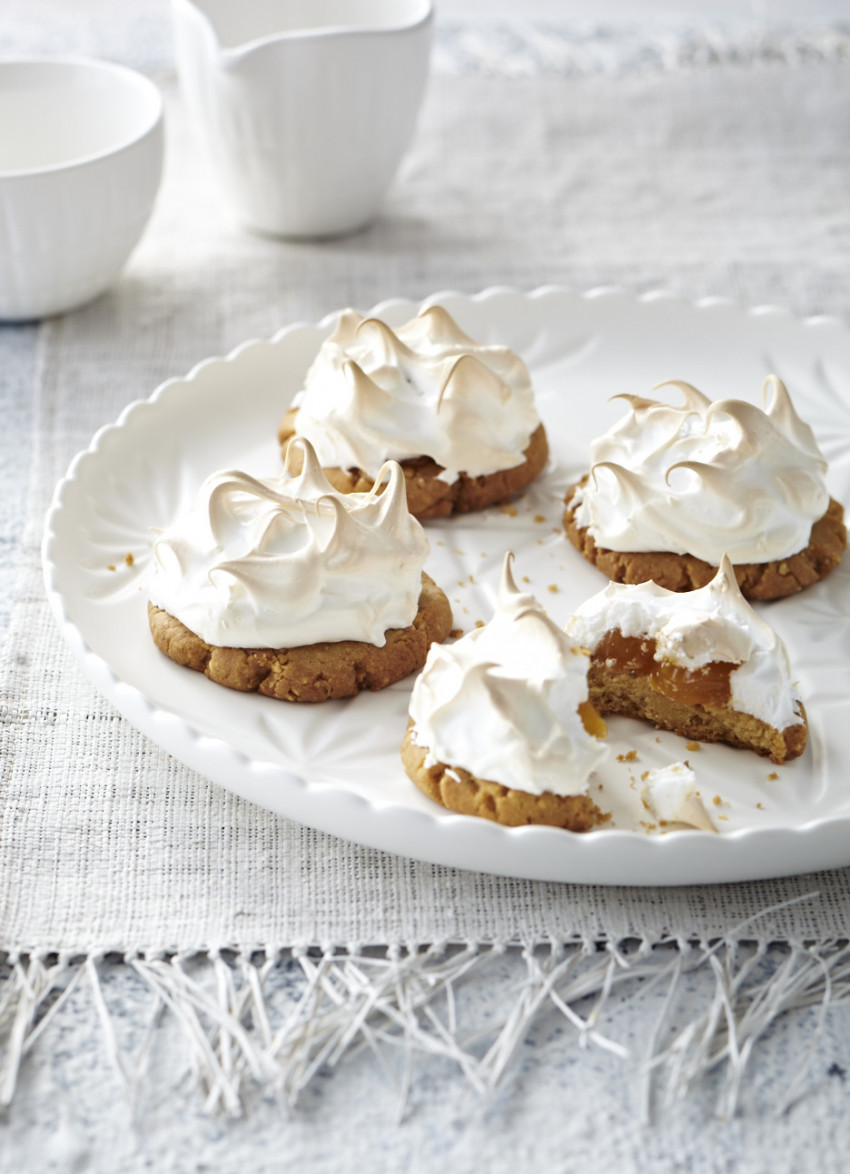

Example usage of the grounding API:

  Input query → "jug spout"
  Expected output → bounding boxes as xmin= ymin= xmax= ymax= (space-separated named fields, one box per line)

xmin=172 ymin=0 xmax=271 ymax=69
xmin=173 ymin=0 xmax=220 ymax=58
xmin=175 ymin=0 xmax=432 ymax=62
xmin=173 ymin=0 xmax=271 ymax=87
xmin=173 ymin=0 xmax=434 ymax=238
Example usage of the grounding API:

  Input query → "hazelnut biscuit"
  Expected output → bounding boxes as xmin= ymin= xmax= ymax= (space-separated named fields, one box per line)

xmin=586 ymin=653 xmax=808 ymax=765
xmin=564 ymin=477 xmax=846 ymax=601
xmin=401 ymin=721 xmax=606 ymax=831
xmin=149 ymin=573 xmax=452 ymax=702
xmin=280 ymin=409 xmax=549 ymax=520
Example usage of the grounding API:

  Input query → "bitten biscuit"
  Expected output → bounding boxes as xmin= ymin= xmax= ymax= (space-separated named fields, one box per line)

xmin=564 ymin=478 xmax=846 ymax=601
xmin=279 ymin=409 xmax=549 ymax=520
xmin=401 ymin=722 xmax=606 ymax=831
xmin=586 ymin=658 xmax=808 ymax=765
xmin=149 ymin=573 xmax=452 ymax=702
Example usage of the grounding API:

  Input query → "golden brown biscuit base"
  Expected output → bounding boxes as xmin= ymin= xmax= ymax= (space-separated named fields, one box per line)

xmin=564 ymin=477 xmax=846 ymax=600
xmin=148 ymin=573 xmax=452 ymax=703
xmin=587 ymin=660 xmax=807 ymax=765
xmin=278 ymin=410 xmax=549 ymax=520
xmin=401 ymin=721 xmax=607 ymax=831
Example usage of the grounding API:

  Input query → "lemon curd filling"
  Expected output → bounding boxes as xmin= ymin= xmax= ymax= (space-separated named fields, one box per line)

xmin=593 ymin=629 xmax=736 ymax=709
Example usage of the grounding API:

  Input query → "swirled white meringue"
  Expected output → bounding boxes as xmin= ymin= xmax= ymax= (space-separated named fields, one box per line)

xmin=149 ymin=439 xmax=430 ymax=649
xmin=566 ymin=556 xmax=803 ymax=730
xmin=571 ymin=377 xmax=829 ymax=563
xmin=292 ymin=304 xmax=541 ymax=482
xmin=409 ymin=555 xmax=608 ymax=796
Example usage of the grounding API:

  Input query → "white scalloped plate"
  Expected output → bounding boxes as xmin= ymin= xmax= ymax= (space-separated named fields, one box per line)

xmin=43 ymin=287 xmax=850 ymax=885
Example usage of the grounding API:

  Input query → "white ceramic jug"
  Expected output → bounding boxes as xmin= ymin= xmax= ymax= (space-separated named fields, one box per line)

xmin=173 ymin=0 xmax=434 ymax=238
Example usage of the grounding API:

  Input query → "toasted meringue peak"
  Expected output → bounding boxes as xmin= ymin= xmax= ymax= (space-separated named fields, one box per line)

xmin=566 ymin=557 xmax=804 ymax=730
xmin=649 ymin=380 xmax=714 ymax=409
xmin=573 ymin=376 xmax=829 ymax=563
xmin=150 ymin=439 xmax=430 ymax=649
xmin=292 ymin=304 xmax=541 ymax=482
xmin=409 ymin=553 xmax=608 ymax=796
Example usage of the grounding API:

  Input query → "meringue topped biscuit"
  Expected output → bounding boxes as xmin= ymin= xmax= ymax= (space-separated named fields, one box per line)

xmin=279 ymin=304 xmax=548 ymax=519
xmin=148 ymin=439 xmax=452 ymax=701
xmin=564 ymin=377 xmax=846 ymax=599
xmin=402 ymin=554 xmax=609 ymax=830
xmin=566 ymin=556 xmax=808 ymax=764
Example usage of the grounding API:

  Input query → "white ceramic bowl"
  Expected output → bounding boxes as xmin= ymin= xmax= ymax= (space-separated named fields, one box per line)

xmin=0 ymin=58 xmax=164 ymax=321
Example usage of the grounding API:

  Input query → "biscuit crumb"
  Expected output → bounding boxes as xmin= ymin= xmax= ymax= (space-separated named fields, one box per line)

xmin=767 ymin=771 xmax=779 ymax=780
xmin=756 ymin=802 xmax=764 ymax=810
xmin=533 ymin=514 xmax=545 ymax=524
xmin=686 ymin=741 xmax=700 ymax=751
xmin=125 ymin=552 xmax=135 ymax=567
xmin=475 ymin=619 xmax=485 ymax=629
xmin=547 ymin=584 xmax=558 ymax=593
xmin=107 ymin=565 xmax=116 ymax=572
xmin=641 ymin=770 xmax=650 ymax=781
xmin=522 ymin=576 xmax=530 ymax=583
xmin=500 ymin=505 xmax=518 ymax=517
xmin=617 ymin=750 xmax=638 ymax=763
xmin=449 ymin=628 xmax=463 ymax=639
xmin=712 ymin=795 xmax=723 ymax=806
